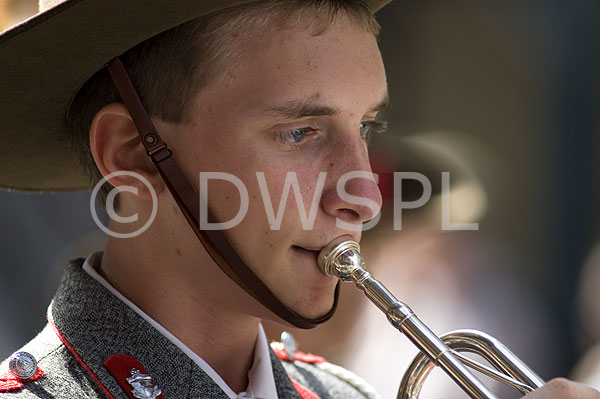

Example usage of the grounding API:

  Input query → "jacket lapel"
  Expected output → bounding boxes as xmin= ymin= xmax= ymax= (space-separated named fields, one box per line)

xmin=49 ymin=259 xmax=230 ymax=399
xmin=270 ymin=348 xmax=302 ymax=399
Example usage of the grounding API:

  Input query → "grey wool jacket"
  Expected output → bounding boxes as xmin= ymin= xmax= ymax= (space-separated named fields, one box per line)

xmin=0 ymin=259 xmax=373 ymax=399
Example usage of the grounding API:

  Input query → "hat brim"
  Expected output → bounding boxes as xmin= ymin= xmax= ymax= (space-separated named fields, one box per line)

xmin=0 ymin=0 xmax=391 ymax=191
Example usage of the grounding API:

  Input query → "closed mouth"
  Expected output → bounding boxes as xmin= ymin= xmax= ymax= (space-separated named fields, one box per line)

xmin=292 ymin=245 xmax=320 ymax=256
xmin=291 ymin=245 xmax=334 ymax=281
xmin=292 ymin=245 xmax=321 ymax=266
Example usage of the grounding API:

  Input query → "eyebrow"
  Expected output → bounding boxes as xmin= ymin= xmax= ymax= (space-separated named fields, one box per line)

xmin=262 ymin=92 xmax=390 ymax=119
xmin=263 ymin=100 xmax=340 ymax=119
xmin=372 ymin=93 xmax=390 ymax=113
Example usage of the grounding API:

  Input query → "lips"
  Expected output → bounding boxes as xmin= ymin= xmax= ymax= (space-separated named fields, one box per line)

xmin=293 ymin=245 xmax=322 ymax=252
xmin=291 ymin=245 xmax=321 ymax=268
xmin=291 ymin=245 xmax=336 ymax=282
xmin=292 ymin=245 xmax=320 ymax=257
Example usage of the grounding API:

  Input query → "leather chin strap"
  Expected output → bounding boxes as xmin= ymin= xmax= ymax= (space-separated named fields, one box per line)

xmin=106 ymin=57 xmax=339 ymax=329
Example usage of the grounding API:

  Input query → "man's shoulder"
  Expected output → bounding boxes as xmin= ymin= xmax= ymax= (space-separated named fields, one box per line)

xmin=271 ymin=341 xmax=382 ymax=399
xmin=0 ymin=324 xmax=103 ymax=399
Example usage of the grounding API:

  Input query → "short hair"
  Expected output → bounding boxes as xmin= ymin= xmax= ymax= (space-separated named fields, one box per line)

xmin=66 ymin=0 xmax=381 ymax=206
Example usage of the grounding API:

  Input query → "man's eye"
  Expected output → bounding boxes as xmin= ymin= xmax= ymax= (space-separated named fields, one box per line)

xmin=360 ymin=120 xmax=389 ymax=141
xmin=276 ymin=127 xmax=317 ymax=145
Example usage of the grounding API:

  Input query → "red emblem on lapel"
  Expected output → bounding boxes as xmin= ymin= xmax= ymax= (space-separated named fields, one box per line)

xmin=0 ymin=368 xmax=44 ymax=392
xmin=104 ymin=354 xmax=165 ymax=399
xmin=271 ymin=346 xmax=326 ymax=363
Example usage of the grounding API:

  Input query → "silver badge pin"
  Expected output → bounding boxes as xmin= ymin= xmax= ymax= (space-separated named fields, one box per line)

xmin=126 ymin=368 xmax=162 ymax=399
xmin=280 ymin=331 xmax=297 ymax=360
xmin=8 ymin=351 xmax=38 ymax=380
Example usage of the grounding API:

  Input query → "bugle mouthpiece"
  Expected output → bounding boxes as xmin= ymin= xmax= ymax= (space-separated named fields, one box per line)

xmin=318 ymin=235 xmax=364 ymax=281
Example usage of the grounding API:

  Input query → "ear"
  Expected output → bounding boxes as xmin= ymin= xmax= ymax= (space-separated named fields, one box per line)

xmin=89 ymin=103 xmax=164 ymax=201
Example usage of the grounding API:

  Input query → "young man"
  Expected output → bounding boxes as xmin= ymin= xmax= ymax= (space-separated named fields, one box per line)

xmin=0 ymin=0 xmax=598 ymax=398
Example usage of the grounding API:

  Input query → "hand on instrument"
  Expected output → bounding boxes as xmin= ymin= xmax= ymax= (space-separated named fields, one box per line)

xmin=522 ymin=378 xmax=600 ymax=398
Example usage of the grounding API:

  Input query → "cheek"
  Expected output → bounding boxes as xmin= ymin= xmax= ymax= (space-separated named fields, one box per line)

xmin=242 ymin=167 xmax=327 ymax=236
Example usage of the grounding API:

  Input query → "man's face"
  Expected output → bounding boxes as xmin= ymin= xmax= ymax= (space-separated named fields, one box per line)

xmin=167 ymin=12 xmax=386 ymax=320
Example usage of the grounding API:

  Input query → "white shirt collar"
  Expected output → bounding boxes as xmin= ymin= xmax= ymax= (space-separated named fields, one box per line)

xmin=82 ymin=251 xmax=278 ymax=399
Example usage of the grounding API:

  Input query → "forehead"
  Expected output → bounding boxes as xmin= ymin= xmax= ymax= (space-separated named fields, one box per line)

xmin=226 ymin=8 xmax=380 ymax=65
xmin=197 ymin=11 xmax=387 ymax=115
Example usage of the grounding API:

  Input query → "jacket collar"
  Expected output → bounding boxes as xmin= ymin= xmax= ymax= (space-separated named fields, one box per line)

xmin=48 ymin=258 xmax=300 ymax=399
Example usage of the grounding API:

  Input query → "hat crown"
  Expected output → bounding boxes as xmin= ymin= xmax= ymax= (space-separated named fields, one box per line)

xmin=39 ymin=0 xmax=66 ymax=12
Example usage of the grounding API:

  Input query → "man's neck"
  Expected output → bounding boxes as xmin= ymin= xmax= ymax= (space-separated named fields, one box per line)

xmin=99 ymin=237 xmax=260 ymax=394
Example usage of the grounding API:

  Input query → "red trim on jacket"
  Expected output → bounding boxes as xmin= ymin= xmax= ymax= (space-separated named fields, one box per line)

xmin=271 ymin=347 xmax=326 ymax=363
xmin=290 ymin=377 xmax=322 ymax=399
xmin=47 ymin=318 xmax=116 ymax=399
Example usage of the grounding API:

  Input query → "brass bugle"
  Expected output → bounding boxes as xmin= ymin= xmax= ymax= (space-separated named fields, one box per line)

xmin=318 ymin=236 xmax=545 ymax=399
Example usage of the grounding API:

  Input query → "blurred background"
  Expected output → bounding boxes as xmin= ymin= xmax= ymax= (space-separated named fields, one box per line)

xmin=1 ymin=0 xmax=599 ymax=397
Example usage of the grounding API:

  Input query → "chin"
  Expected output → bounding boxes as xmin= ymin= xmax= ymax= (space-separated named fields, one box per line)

xmin=291 ymin=285 xmax=338 ymax=320
xmin=259 ymin=291 xmax=337 ymax=328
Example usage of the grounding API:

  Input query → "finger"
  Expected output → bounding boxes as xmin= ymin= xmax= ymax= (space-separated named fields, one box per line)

xmin=524 ymin=378 xmax=600 ymax=399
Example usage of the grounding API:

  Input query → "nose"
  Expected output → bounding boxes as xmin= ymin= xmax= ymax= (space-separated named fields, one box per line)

xmin=321 ymin=140 xmax=383 ymax=226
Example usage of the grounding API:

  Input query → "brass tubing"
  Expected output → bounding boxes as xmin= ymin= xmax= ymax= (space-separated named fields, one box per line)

xmin=318 ymin=236 xmax=543 ymax=399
